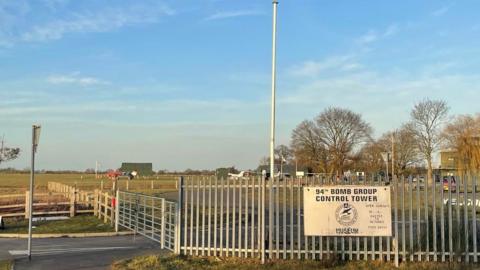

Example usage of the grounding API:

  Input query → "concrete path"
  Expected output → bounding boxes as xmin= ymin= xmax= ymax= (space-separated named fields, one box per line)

xmin=0 ymin=235 xmax=165 ymax=270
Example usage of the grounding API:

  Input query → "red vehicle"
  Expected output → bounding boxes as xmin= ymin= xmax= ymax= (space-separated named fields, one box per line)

xmin=443 ymin=176 xmax=456 ymax=192
xmin=106 ymin=170 xmax=122 ymax=179
xmin=106 ymin=170 xmax=137 ymax=180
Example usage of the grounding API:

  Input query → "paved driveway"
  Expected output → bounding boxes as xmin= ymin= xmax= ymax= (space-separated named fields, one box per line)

xmin=0 ymin=235 xmax=165 ymax=270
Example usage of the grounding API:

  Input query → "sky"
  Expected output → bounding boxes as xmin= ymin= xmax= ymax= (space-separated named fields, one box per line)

xmin=1 ymin=0 xmax=480 ymax=171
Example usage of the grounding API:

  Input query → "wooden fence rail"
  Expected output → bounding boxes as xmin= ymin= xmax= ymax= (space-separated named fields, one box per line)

xmin=68 ymin=179 xmax=177 ymax=192
xmin=47 ymin=182 xmax=117 ymax=224
xmin=92 ymin=189 xmax=115 ymax=225
xmin=0 ymin=181 xmax=157 ymax=231
xmin=0 ymin=182 xmax=98 ymax=219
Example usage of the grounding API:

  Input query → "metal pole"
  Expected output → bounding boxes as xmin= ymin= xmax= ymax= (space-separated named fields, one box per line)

xmin=176 ymin=176 xmax=184 ymax=254
xmin=386 ymin=158 xmax=389 ymax=184
xmin=391 ymin=134 xmax=395 ymax=177
xmin=266 ymin=0 xmax=278 ymax=264
xmin=269 ymin=0 xmax=278 ymax=190
xmin=27 ymin=127 xmax=35 ymax=260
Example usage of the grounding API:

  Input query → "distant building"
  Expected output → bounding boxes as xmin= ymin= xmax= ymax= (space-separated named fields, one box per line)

xmin=120 ymin=162 xmax=153 ymax=176
xmin=439 ymin=150 xmax=457 ymax=176
xmin=438 ymin=136 xmax=480 ymax=177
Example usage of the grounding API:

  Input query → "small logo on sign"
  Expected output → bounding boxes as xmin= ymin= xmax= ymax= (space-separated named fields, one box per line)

xmin=335 ymin=203 xmax=358 ymax=226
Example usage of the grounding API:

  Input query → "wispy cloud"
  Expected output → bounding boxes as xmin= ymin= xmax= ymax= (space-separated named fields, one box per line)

xmin=0 ymin=1 xmax=29 ymax=47
xmin=40 ymin=0 xmax=70 ymax=11
xmin=46 ymin=73 xmax=110 ymax=86
xmin=282 ymin=57 xmax=480 ymax=116
xmin=22 ymin=4 xmax=174 ymax=42
xmin=356 ymin=30 xmax=378 ymax=45
xmin=383 ymin=24 xmax=399 ymax=37
xmin=204 ymin=10 xmax=262 ymax=21
xmin=0 ymin=1 xmax=174 ymax=46
xmin=356 ymin=24 xmax=399 ymax=45
xmin=289 ymin=55 xmax=361 ymax=77
xmin=431 ymin=5 xmax=451 ymax=17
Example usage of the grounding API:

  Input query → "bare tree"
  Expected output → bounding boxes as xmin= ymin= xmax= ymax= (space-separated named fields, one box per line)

xmin=258 ymin=145 xmax=293 ymax=168
xmin=316 ymin=107 xmax=373 ymax=175
xmin=290 ymin=120 xmax=328 ymax=172
xmin=410 ymin=99 xmax=449 ymax=183
xmin=0 ymin=147 xmax=20 ymax=164
xmin=442 ymin=114 xmax=480 ymax=173
xmin=377 ymin=125 xmax=420 ymax=175
xmin=258 ymin=156 xmax=270 ymax=166
xmin=0 ymin=137 xmax=20 ymax=165
xmin=0 ymin=148 xmax=19 ymax=164
xmin=291 ymin=108 xmax=372 ymax=175
xmin=355 ymin=142 xmax=384 ymax=174
xmin=275 ymin=145 xmax=292 ymax=163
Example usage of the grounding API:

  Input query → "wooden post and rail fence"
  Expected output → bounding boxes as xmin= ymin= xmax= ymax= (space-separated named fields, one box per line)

xmin=0 ymin=182 xmax=116 ymax=223
xmin=47 ymin=182 xmax=117 ymax=224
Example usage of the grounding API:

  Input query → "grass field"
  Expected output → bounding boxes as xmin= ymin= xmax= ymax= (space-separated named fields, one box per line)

xmin=112 ymin=255 xmax=479 ymax=270
xmin=0 ymin=215 xmax=115 ymax=234
xmin=0 ymin=173 xmax=178 ymax=195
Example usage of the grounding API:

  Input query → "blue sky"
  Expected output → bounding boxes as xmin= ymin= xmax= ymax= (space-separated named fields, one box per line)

xmin=1 ymin=0 xmax=480 ymax=171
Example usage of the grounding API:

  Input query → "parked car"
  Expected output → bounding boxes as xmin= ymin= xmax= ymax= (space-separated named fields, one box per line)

xmin=443 ymin=176 xmax=456 ymax=192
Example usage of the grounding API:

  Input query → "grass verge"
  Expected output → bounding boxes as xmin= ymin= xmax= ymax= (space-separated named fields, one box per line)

xmin=0 ymin=260 xmax=12 ymax=270
xmin=112 ymin=255 xmax=480 ymax=270
xmin=0 ymin=215 xmax=115 ymax=234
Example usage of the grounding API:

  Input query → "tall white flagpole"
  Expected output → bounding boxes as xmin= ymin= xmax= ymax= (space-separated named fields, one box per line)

xmin=266 ymin=0 xmax=278 ymax=263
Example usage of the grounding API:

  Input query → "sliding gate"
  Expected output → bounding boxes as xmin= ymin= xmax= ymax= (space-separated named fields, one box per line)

xmin=117 ymin=191 xmax=178 ymax=251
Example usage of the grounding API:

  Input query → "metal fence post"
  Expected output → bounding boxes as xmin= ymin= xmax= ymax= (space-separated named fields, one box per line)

xmin=175 ymin=176 xmax=184 ymax=254
xmin=394 ymin=175 xmax=399 ymax=267
xmin=135 ymin=193 xmax=140 ymax=235
xmin=161 ymin=198 xmax=166 ymax=249
xmin=261 ymin=174 xmax=266 ymax=263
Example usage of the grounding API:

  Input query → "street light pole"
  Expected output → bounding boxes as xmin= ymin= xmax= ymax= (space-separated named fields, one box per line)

xmin=381 ymin=152 xmax=389 ymax=183
xmin=391 ymin=133 xmax=395 ymax=178
xmin=386 ymin=154 xmax=389 ymax=183
xmin=266 ymin=0 xmax=278 ymax=264
xmin=280 ymin=149 xmax=284 ymax=179
xmin=27 ymin=125 xmax=41 ymax=260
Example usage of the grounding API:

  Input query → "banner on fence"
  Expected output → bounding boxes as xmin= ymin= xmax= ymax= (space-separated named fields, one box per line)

xmin=303 ymin=185 xmax=392 ymax=236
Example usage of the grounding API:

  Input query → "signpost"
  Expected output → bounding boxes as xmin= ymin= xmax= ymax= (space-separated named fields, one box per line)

xmin=303 ymin=185 xmax=392 ymax=236
xmin=27 ymin=125 xmax=41 ymax=260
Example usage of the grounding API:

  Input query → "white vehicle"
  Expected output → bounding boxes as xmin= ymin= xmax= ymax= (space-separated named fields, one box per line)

xmin=228 ymin=171 xmax=245 ymax=180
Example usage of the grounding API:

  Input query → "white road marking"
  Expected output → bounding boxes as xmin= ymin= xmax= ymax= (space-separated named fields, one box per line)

xmin=31 ymin=244 xmax=70 ymax=248
xmin=8 ymin=250 xmax=28 ymax=255
xmin=9 ymin=246 xmax=135 ymax=256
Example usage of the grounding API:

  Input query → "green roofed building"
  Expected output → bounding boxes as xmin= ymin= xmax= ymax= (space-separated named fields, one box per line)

xmin=120 ymin=162 xmax=153 ymax=176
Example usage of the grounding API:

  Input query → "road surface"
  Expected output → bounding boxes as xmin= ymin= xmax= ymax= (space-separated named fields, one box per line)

xmin=0 ymin=235 xmax=165 ymax=270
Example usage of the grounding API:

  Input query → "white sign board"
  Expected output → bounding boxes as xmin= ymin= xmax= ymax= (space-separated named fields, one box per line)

xmin=303 ymin=186 xmax=392 ymax=236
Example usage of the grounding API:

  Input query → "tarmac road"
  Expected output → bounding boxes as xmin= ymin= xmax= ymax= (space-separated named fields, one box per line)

xmin=0 ymin=235 xmax=165 ymax=270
